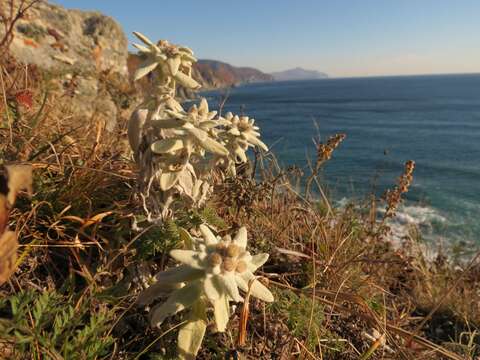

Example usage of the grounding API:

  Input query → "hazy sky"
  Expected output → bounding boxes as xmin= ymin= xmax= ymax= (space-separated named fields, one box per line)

xmin=52 ymin=0 xmax=480 ymax=77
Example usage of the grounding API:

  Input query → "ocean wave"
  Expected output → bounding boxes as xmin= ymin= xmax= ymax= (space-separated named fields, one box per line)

xmin=378 ymin=204 xmax=447 ymax=245
xmin=336 ymin=198 xmax=448 ymax=243
xmin=388 ymin=204 xmax=447 ymax=226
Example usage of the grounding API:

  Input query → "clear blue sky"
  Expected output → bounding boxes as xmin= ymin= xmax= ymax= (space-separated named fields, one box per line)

xmin=52 ymin=0 xmax=479 ymax=77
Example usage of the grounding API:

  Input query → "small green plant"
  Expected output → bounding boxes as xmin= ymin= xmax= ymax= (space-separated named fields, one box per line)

xmin=270 ymin=289 xmax=325 ymax=353
xmin=0 ymin=290 xmax=114 ymax=360
xmin=135 ymin=218 xmax=181 ymax=260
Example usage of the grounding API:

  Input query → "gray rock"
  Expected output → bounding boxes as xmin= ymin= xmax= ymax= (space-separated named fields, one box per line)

xmin=1 ymin=0 xmax=130 ymax=131
xmin=2 ymin=1 xmax=128 ymax=74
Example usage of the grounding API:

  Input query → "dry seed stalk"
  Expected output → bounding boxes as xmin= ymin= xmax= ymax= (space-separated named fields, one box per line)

xmin=383 ymin=160 xmax=415 ymax=219
xmin=305 ymin=133 xmax=346 ymax=199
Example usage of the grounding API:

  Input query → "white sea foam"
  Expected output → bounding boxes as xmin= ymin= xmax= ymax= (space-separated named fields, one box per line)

xmin=377 ymin=205 xmax=453 ymax=262
xmin=388 ymin=204 xmax=447 ymax=226
xmin=335 ymin=198 xmax=449 ymax=250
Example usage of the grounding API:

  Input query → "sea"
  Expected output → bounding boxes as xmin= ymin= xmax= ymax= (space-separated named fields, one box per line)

xmin=202 ymin=74 xmax=480 ymax=252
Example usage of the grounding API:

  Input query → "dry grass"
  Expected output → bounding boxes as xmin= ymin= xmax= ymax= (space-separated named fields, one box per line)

xmin=1 ymin=47 xmax=479 ymax=360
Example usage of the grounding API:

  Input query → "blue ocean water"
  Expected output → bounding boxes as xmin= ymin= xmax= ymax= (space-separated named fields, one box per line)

xmin=203 ymin=74 xmax=480 ymax=247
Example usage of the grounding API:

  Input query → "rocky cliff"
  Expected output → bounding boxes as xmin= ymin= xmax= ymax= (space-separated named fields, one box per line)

xmin=193 ymin=60 xmax=273 ymax=89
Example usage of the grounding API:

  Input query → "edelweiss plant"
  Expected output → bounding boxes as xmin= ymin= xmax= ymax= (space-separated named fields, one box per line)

xmin=137 ymin=225 xmax=273 ymax=359
xmin=132 ymin=31 xmax=200 ymax=91
xmin=128 ymin=32 xmax=268 ymax=219
xmin=216 ymin=112 xmax=268 ymax=176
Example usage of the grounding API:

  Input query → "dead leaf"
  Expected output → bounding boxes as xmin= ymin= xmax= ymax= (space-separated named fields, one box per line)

xmin=0 ymin=164 xmax=33 ymax=285
xmin=237 ymin=277 xmax=255 ymax=347
xmin=23 ymin=38 xmax=38 ymax=48
xmin=0 ymin=231 xmax=18 ymax=285
xmin=0 ymin=195 xmax=7 ymax=234
xmin=83 ymin=211 xmax=113 ymax=228
xmin=52 ymin=54 xmax=75 ymax=65
xmin=15 ymin=90 xmax=33 ymax=109
xmin=5 ymin=165 xmax=33 ymax=205
xmin=62 ymin=211 xmax=112 ymax=228
xmin=92 ymin=45 xmax=102 ymax=71
xmin=275 ymin=246 xmax=310 ymax=259
xmin=47 ymin=27 xmax=63 ymax=41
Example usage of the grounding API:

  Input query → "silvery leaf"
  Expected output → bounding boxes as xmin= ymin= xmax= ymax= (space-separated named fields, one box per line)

xmin=170 ymin=250 xmax=205 ymax=269
xmin=150 ymin=281 xmax=202 ymax=327
xmin=165 ymin=109 xmax=188 ymax=120
xmin=133 ymin=32 xmax=162 ymax=54
xmin=134 ymin=59 xmax=159 ymax=81
xmin=233 ymin=227 xmax=248 ymax=249
xmin=198 ymin=98 xmax=209 ymax=115
xmin=213 ymin=294 xmax=230 ymax=332
xmin=200 ymin=121 xmax=222 ymax=129
xmin=154 ymin=53 xmax=168 ymax=61
xmin=132 ymin=43 xmax=151 ymax=53
xmin=167 ymin=56 xmax=181 ymax=76
xmin=153 ymin=264 xmax=203 ymax=284
xmin=200 ymin=137 xmax=229 ymax=156
xmin=174 ymin=71 xmax=201 ymax=89
xmin=179 ymin=52 xmax=197 ymax=63
xmin=238 ymin=272 xmax=274 ymax=302
xmin=127 ymin=108 xmax=147 ymax=155
xmin=159 ymin=171 xmax=181 ymax=190
xmin=204 ymin=275 xmax=222 ymax=301
xmin=199 ymin=224 xmax=218 ymax=246
xmin=221 ymin=272 xmax=242 ymax=302
xmin=234 ymin=146 xmax=248 ymax=163
xmin=166 ymin=97 xmax=184 ymax=112
xmin=246 ymin=134 xmax=268 ymax=151
xmin=151 ymin=138 xmax=184 ymax=154
xmin=248 ymin=253 xmax=269 ymax=272
xmin=228 ymin=128 xmax=241 ymax=136
xmin=152 ymin=118 xmax=186 ymax=129
xmin=207 ymin=111 xmax=218 ymax=120
xmin=137 ymin=282 xmax=182 ymax=306
xmin=185 ymin=127 xmax=208 ymax=142
xmin=177 ymin=300 xmax=207 ymax=360
xmin=177 ymin=170 xmax=194 ymax=197
xmin=179 ymin=46 xmax=194 ymax=55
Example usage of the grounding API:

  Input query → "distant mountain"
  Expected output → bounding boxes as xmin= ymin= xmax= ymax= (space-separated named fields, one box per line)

xmin=271 ymin=67 xmax=328 ymax=81
xmin=192 ymin=60 xmax=273 ymax=89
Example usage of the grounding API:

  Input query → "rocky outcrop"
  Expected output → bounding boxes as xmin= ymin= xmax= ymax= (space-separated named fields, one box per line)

xmin=193 ymin=60 xmax=273 ymax=89
xmin=1 ymin=0 xmax=130 ymax=131
xmin=3 ymin=1 xmax=128 ymax=74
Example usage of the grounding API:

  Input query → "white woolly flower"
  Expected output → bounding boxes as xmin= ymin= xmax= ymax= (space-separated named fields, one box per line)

xmin=215 ymin=112 xmax=268 ymax=176
xmin=151 ymin=98 xmax=229 ymax=159
xmin=132 ymin=31 xmax=200 ymax=89
xmin=222 ymin=112 xmax=268 ymax=158
xmin=146 ymin=98 xmax=230 ymax=191
xmin=137 ymin=225 xmax=273 ymax=332
xmin=128 ymin=95 xmax=184 ymax=160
